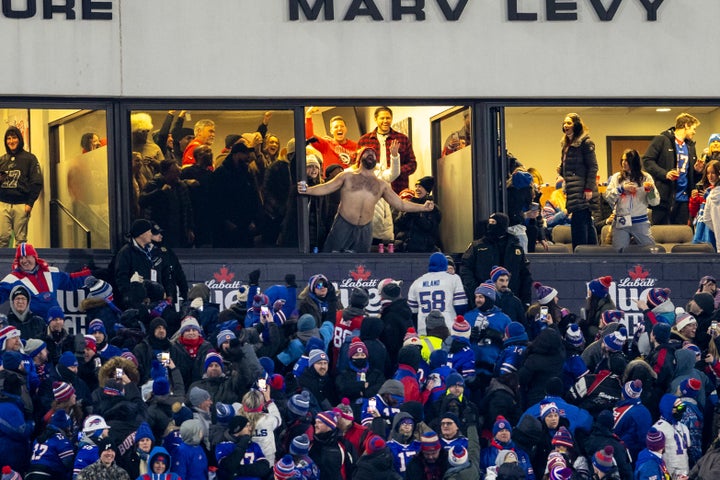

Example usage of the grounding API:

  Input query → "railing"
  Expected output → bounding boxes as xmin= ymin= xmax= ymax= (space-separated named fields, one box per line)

xmin=50 ymin=199 xmax=92 ymax=248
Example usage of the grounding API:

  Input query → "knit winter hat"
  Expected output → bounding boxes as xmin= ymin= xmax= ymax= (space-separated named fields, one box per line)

xmin=448 ymin=445 xmax=468 ymax=466
xmin=152 ymin=373 xmax=170 ymax=397
xmin=336 ymin=398 xmax=354 ymax=421
xmin=493 ymin=416 xmax=512 ymax=436
xmin=547 ymin=452 xmax=567 ymax=472
xmin=652 ymin=323 xmax=671 ymax=344
xmin=10 ymin=285 xmax=29 ymax=301
xmin=308 ymin=349 xmax=329 ymax=367
xmin=1 ymin=351 xmax=22 ymax=371
xmin=475 ymin=282 xmax=497 ymax=301
xmin=288 ymin=391 xmax=311 ymax=416
xmin=24 ymin=338 xmax=46 ymax=358
xmin=588 ymin=276 xmax=612 ymax=298
xmin=540 ymin=401 xmax=559 ymax=419
xmin=565 ymin=323 xmax=585 ymax=348
xmin=446 ymin=372 xmax=465 ymax=388
xmin=84 ymin=276 xmax=114 ymax=301
xmin=50 ymin=409 xmax=72 ymax=431
xmin=135 ymin=422 xmax=155 ymax=443
xmin=421 ymin=431 xmax=441 ymax=451
xmin=216 ymin=329 xmax=236 ymax=346
xmin=425 ymin=311 xmax=446 ymax=331
xmin=297 ymin=314 xmax=316 ymax=332
xmin=308 ymin=274 xmax=329 ymax=291
xmin=600 ymin=310 xmax=623 ymax=328
xmin=178 ymin=316 xmax=202 ymax=336
xmin=46 ymin=305 xmax=65 ymax=324
xmin=1 ymin=466 xmax=21 ymax=480
xmin=675 ymin=313 xmax=697 ymax=332
xmin=680 ymin=378 xmax=702 ymax=398
xmin=603 ymin=328 xmax=627 ymax=352
xmin=228 ymin=415 xmax=249 ymax=435
xmin=646 ymin=427 xmax=665 ymax=451
xmin=549 ymin=467 xmax=573 ymax=480
xmin=551 ymin=426 xmax=574 ymax=448
xmin=349 ymin=287 xmax=369 ymax=309
xmin=59 ymin=351 xmax=78 ymax=367
xmin=452 ymin=316 xmax=471 ymax=338
xmin=505 ymin=322 xmax=525 ymax=339
xmin=403 ymin=327 xmax=421 ymax=347
xmin=348 ymin=337 xmax=368 ymax=358
xmin=87 ymin=318 xmax=106 ymax=335
xmin=379 ymin=279 xmax=402 ymax=301
xmin=366 ymin=436 xmax=387 ymax=455
xmin=252 ymin=294 xmax=269 ymax=309
xmin=172 ymin=403 xmax=193 ymax=426
xmin=692 ymin=292 xmax=715 ymax=314
xmin=533 ymin=282 xmax=558 ymax=305
xmin=290 ymin=434 xmax=310 ymax=456
xmin=274 ymin=455 xmax=298 ymax=480
xmin=204 ymin=351 xmax=223 ymax=372
xmin=379 ymin=379 xmax=405 ymax=397
xmin=490 ymin=265 xmax=510 ymax=283
xmin=684 ymin=344 xmax=702 ymax=360
xmin=592 ymin=446 xmax=615 ymax=473
xmin=316 ymin=410 xmax=338 ymax=430
xmin=647 ymin=288 xmax=671 ymax=308
xmin=622 ymin=379 xmax=642 ymax=400
xmin=188 ymin=386 xmax=211 ymax=407
xmin=428 ymin=252 xmax=448 ymax=273
xmin=0 ymin=326 xmax=20 ymax=350
xmin=53 ymin=381 xmax=75 ymax=403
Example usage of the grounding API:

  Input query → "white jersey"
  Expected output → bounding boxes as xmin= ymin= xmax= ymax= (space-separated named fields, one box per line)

xmin=407 ymin=271 xmax=467 ymax=335
xmin=653 ymin=418 xmax=690 ymax=477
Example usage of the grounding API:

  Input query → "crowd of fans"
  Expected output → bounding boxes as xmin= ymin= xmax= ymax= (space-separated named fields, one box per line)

xmin=1 ymin=226 xmax=720 ymax=480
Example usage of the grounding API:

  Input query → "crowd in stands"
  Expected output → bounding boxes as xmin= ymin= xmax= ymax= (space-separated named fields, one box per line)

xmin=1 ymin=219 xmax=720 ymax=480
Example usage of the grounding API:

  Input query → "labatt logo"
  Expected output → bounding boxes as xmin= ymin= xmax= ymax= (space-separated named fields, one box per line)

xmin=608 ymin=264 xmax=658 ymax=334
xmin=205 ymin=265 xmax=248 ymax=309
xmin=339 ymin=265 xmax=382 ymax=313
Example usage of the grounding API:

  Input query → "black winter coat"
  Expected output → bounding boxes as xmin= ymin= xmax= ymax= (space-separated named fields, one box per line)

xmin=559 ymin=133 xmax=598 ymax=214
xmin=581 ymin=423 xmax=633 ymax=480
xmin=394 ymin=197 xmax=442 ymax=253
xmin=460 ymin=234 xmax=533 ymax=306
xmin=379 ymin=299 xmax=413 ymax=372
xmin=360 ymin=316 xmax=391 ymax=375
xmin=643 ymin=127 xmax=699 ymax=211
xmin=310 ymin=429 xmax=355 ymax=480
xmin=171 ymin=339 xmax=215 ymax=389
xmin=517 ymin=328 xmax=565 ymax=409
xmin=299 ymin=365 xmax=337 ymax=411
xmin=210 ymin=156 xmax=261 ymax=248
xmin=481 ymin=377 xmax=522 ymax=431
xmin=114 ymin=241 xmax=172 ymax=309
xmin=139 ymin=175 xmax=194 ymax=248
xmin=354 ymin=448 xmax=399 ymax=480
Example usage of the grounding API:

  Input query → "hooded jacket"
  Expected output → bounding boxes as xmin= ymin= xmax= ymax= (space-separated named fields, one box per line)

xmin=138 ymin=447 xmax=180 ymax=480
xmin=7 ymin=284 xmax=45 ymax=339
xmin=0 ymin=126 xmax=43 ymax=206
xmin=653 ymin=394 xmax=690 ymax=477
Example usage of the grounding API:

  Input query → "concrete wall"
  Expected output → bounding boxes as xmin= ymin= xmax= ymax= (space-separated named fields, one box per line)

xmin=0 ymin=1 xmax=717 ymax=98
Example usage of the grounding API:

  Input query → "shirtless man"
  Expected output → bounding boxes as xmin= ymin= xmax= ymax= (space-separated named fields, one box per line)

xmin=298 ymin=147 xmax=434 ymax=253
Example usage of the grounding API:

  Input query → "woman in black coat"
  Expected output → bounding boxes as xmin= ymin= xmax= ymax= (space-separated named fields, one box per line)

xmin=518 ymin=327 xmax=566 ymax=409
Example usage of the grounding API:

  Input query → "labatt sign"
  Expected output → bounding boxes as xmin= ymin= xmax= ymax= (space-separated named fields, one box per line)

xmin=607 ymin=264 xmax=657 ymax=333
xmin=338 ymin=264 xmax=384 ymax=314
xmin=204 ymin=265 xmax=248 ymax=309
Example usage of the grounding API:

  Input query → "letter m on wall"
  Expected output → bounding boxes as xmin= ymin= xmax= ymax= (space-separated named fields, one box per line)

xmin=290 ymin=0 xmax=334 ymax=20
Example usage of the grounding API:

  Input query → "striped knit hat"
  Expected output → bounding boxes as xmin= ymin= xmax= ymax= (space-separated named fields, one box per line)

xmin=316 ymin=410 xmax=338 ymax=430
xmin=551 ymin=426 xmax=574 ymax=448
xmin=475 ymin=282 xmax=496 ymax=301
xmin=53 ymin=381 xmax=75 ymax=403
xmin=565 ymin=323 xmax=584 ymax=348
xmin=490 ymin=265 xmax=510 ymax=283
xmin=0 ymin=326 xmax=20 ymax=350
xmin=647 ymin=288 xmax=671 ymax=308
xmin=592 ymin=446 xmax=615 ymax=473
xmin=600 ymin=310 xmax=623 ymax=328
xmin=452 ymin=316 xmax=471 ymax=338
xmin=623 ymin=380 xmax=642 ymax=399
xmin=348 ymin=337 xmax=368 ymax=358
xmin=448 ymin=445 xmax=468 ymax=466
xmin=274 ymin=455 xmax=298 ymax=480
xmin=646 ymin=428 xmax=665 ymax=451
xmin=403 ymin=327 xmax=421 ymax=347
xmin=533 ymin=282 xmax=557 ymax=305
xmin=421 ymin=431 xmax=441 ymax=451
